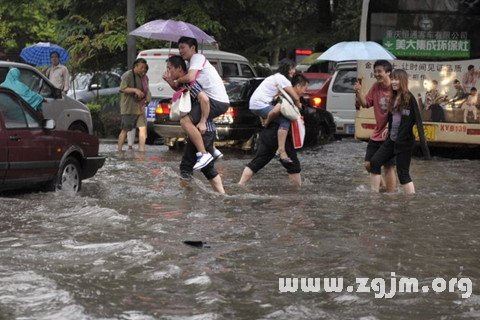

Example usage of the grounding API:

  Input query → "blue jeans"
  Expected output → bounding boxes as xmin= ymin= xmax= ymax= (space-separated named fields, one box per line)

xmin=251 ymin=104 xmax=290 ymax=129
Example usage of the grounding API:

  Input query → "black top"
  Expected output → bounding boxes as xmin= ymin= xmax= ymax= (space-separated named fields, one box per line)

xmin=388 ymin=92 xmax=429 ymax=158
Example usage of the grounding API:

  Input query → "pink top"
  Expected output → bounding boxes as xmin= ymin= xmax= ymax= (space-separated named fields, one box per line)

xmin=365 ymin=82 xmax=391 ymax=141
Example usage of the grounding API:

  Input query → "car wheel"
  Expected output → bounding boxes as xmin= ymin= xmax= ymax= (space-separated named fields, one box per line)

xmin=316 ymin=125 xmax=329 ymax=144
xmin=68 ymin=122 xmax=88 ymax=133
xmin=56 ymin=157 xmax=82 ymax=193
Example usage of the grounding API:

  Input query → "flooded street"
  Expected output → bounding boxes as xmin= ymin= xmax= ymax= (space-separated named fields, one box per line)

xmin=1 ymin=138 xmax=479 ymax=320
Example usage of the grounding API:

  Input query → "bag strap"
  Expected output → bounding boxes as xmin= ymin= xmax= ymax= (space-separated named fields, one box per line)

xmin=193 ymin=57 xmax=207 ymax=81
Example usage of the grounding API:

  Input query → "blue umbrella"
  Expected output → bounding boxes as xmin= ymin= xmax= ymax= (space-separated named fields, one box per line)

xmin=20 ymin=42 xmax=69 ymax=66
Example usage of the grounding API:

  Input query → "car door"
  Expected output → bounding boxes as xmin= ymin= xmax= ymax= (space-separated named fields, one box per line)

xmin=326 ymin=67 xmax=357 ymax=134
xmin=16 ymin=67 xmax=63 ymax=125
xmin=102 ymin=72 xmax=121 ymax=97
xmin=0 ymin=91 xmax=58 ymax=186
xmin=0 ymin=113 xmax=7 ymax=184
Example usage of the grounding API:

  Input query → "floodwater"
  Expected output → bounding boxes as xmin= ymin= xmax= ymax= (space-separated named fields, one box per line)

xmin=1 ymin=139 xmax=479 ymax=320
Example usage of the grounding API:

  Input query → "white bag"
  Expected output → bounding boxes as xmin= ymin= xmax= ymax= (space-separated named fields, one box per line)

xmin=278 ymin=87 xmax=301 ymax=121
xmin=170 ymin=88 xmax=191 ymax=121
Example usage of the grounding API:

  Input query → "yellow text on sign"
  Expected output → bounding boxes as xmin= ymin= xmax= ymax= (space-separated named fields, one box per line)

xmin=413 ymin=124 xmax=436 ymax=141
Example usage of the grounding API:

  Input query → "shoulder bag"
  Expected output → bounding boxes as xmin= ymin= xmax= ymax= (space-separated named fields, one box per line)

xmin=277 ymin=86 xmax=301 ymax=121
xmin=275 ymin=74 xmax=301 ymax=121
xmin=169 ymin=87 xmax=191 ymax=121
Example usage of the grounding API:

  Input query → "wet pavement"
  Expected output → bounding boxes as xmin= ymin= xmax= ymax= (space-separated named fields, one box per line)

xmin=0 ymin=139 xmax=479 ymax=319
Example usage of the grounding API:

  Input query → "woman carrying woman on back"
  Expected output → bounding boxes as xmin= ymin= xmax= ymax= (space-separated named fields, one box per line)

xmin=368 ymin=69 xmax=427 ymax=194
xmin=249 ymin=59 xmax=301 ymax=163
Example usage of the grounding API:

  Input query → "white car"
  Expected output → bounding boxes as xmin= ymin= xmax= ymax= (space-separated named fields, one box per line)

xmin=326 ymin=61 xmax=357 ymax=135
xmin=0 ymin=61 xmax=93 ymax=134
xmin=68 ymin=71 xmax=121 ymax=105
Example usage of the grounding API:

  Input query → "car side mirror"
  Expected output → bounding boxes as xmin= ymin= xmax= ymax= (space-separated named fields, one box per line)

xmin=42 ymin=119 xmax=56 ymax=130
xmin=89 ymin=83 xmax=102 ymax=90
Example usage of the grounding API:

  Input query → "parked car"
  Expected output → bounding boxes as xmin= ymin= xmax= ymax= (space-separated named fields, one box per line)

xmin=0 ymin=87 xmax=105 ymax=193
xmin=138 ymin=48 xmax=258 ymax=144
xmin=68 ymin=71 xmax=121 ymax=104
xmin=0 ymin=61 xmax=93 ymax=134
xmin=154 ymin=77 xmax=263 ymax=151
xmin=154 ymin=76 xmax=336 ymax=150
xmin=302 ymin=72 xmax=336 ymax=145
xmin=326 ymin=61 xmax=357 ymax=135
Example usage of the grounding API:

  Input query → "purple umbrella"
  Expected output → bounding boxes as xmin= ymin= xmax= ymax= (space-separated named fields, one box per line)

xmin=129 ymin=19 xmax=216 ymax=44
xmin=20 ymin=42 xmax=69 ymax=66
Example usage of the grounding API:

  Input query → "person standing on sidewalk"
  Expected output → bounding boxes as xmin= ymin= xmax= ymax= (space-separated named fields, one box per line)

xmin=117 ymin=58 xmax=150 ymax=152
xmin=354 ymin=60 xmax=397 ymax=192
xmin=45 ymin=51 xmax=70 ymax=94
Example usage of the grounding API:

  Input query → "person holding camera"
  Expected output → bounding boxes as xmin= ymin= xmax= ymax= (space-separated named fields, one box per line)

xmin=117 ymin=58 xmax=150 ymax=152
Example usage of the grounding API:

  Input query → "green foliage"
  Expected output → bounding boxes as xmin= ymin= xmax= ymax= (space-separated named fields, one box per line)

xmin=2 ymin=0 xmax=361 ymax=69
xmin=86 ymin=102 xmax=102 ymax=114
xmin=0 ymin=0 xmax=60 ymax=50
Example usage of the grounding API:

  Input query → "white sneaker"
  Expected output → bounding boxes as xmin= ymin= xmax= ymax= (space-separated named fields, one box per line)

xmin=212 ymin=148 xmax=223 ymax=160
xmin=193 ymin=152 xmax=214 ymax=170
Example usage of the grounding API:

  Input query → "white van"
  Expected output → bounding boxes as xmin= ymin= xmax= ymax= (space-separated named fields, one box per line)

xmin=326 ymin=61 xmax=357 ymax=135
xmin=136 ymin=48 xmax=256 ymax=141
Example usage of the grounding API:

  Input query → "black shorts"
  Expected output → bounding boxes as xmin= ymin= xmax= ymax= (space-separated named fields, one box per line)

xmin=247 ymin=124 xmax=301 ymax=174
xmin=189 ymin=98 xmax=229 ymax=125
xmin=365 ymin=139 xmax=395 ymax=167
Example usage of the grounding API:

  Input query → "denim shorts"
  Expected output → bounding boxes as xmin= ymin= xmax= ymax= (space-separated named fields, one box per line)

xmin=251 ymin=105 xmax=290 ymax=129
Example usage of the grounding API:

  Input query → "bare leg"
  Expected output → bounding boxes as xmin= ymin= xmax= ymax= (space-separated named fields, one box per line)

xmin=209 ymin=175 xmax=225 ymax=194
xmin=117 ymin=130 xmax=128 ymax=152
xmin=264 ymin=104 xmax=281 ymax=127
xmin=196 ymin=92 xmax=210 ymax=134
xmin=384 ymin=165 xmax=397 ymax=193
xmin=370 ymin=173 xmax=382 ymax=192
xmin=238 ymin=167 xmax=254 ymax=186
xmin=180 ymin=116 xmax=207 ymax=153
xmin=288 ymin=173 xmax=302 ymax=188
xmin=402 ymin=182 xmax=415 ymax=194
xmin=127 ymin=128 xmax=136 ymax=149
xmin=277 ymin=128 xmax=291 ymax=161
xmin=138 ymin=126 xmax=147 ymax=152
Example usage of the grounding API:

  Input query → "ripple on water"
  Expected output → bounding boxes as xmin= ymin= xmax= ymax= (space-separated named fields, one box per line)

xmin=0 ymin=269 xmax=104 ymax=320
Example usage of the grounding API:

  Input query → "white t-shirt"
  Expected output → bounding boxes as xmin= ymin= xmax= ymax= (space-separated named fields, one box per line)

xmin=189 ymin=53 xmax=229 ymax=103
xmin=249 ymin=73 xmax=291 ymax=110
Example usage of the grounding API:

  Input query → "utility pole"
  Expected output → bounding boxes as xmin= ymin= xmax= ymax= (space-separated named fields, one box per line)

xmin=127 ymin=0 xmax=136 ymax=68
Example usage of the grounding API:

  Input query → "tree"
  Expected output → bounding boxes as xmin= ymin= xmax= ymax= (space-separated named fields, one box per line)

xmin=0 ymin=0 xmax=60 ymax=57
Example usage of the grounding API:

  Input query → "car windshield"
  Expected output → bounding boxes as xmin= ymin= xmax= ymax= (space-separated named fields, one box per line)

xmin=224 ymin=78 xmax=248 ymax=100
xmin=307 ymin=79 xmax=326 ymax=91
xmin=71 ymin=73 xmax=92 ymax=91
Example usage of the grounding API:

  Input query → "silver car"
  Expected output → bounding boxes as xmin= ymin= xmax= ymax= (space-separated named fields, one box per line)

xmin=68 ymin=71 xmax=121 ymax=104
xmin=0 ymin=61 xmax=93 ymax=133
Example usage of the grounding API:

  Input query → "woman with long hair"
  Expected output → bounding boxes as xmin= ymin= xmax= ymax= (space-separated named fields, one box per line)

xmin=368 ymin=69 xmax=427 ymax=194
xmin=249 ymin=58 xmax=301 ymax=163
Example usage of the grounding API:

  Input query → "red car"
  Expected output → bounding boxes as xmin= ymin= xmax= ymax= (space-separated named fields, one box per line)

xmin=302 ymin=72 xmax=332 ymax=110
xmin=301 ymin=73 xmax=336 ymax=144
xmin=0 ymin=87 xmax=105 ymax=193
